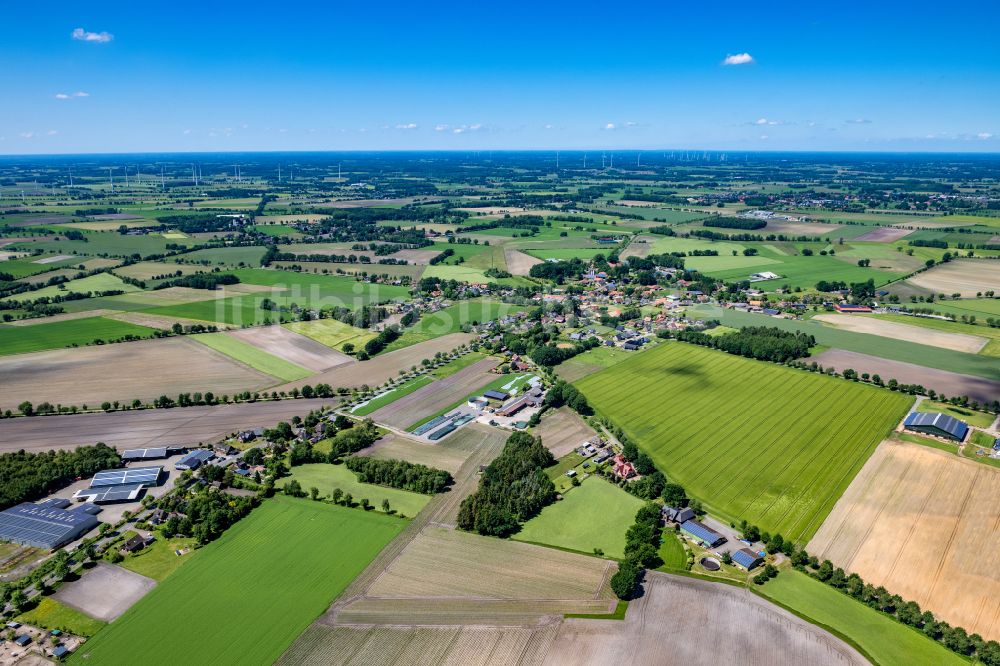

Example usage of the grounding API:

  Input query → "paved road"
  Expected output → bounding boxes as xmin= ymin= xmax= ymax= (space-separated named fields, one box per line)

xmin=0 ymin=398 xmax=339 ymax=452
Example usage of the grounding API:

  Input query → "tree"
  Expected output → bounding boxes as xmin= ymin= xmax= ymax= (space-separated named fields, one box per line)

xmin=610 ymin=561 xmax=641 ymax=600
xmin=331 ymin=488 xmax=343 ymax=504
xmin=662 ymin=483 xmax=687 ymax=507
xmin=381 ymin=499 xmax=391 ymax=513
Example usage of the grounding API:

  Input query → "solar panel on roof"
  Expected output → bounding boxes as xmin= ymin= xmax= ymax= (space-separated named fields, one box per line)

xmin=0 ymin=503 xmax=101 ymax=549
xmin=75 ymin=483 xmax=145 ymax=503
xmin=90 ymin=467 xmax=162 ymax=488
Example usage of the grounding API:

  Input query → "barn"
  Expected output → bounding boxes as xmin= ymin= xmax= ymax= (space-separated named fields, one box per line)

xmin=903 ymin=411 xmax=969 ymax=442
xmin=732 ymin=548 xmax=764 ymax=570
xmin=680 ymin=519 xmax=726 ymax=548
xmin=0 ymin=499 xmax=102 ymax=549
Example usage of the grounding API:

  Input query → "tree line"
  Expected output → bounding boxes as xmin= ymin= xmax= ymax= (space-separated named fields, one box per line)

xmin=611 ymin=502 xmax=667 ymax=599
xmin=344 ymin=456 xmax=452 ymax=495
xmin=0 ymin=444 xmax=122 ymax=510
xmin=457 ymin=431 xmax=555 ymax=537
xmin=660 ymin=325 xmax=814 ymax=363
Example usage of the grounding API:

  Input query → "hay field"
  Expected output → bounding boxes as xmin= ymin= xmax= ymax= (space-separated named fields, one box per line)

xmin=811 ymin=349 xmax=1000 ymax=404
xmin=368 ymin=357 xmax=499 ymax=429
xmin=365 ymin=526 xmax=614 ymax=603
xmin=814 ymin=314 xmax=988 ymax=353
xmin=278 ymin=332 xmax=474 ymax=394
xmin=544 ymin=572 xmax=866 ymax=666
xmin=504 ymin=249 xmax=542 ymax=276
xmin=73 ymin=497 xmax=404 ymax=666
xmin=284 ymin=318 xmax=376 ymax=352
xmin=279 ymin=624 xmax=558 ymax=666
xmin=18 ymin=272 xmax=139 ymax=301
xmin=575 ymin=343 xmax=912 ymax=542
xmin=0 ymin=336 xmax=278 ymax=407
xmin=531 ymin=407 xmax=598 ymax=458
xmin=112 ymin=261 xmax=206 ymax=281
xmin=227 ymin=325 xmax=353 ymax=371
xmin=0 ymin=397 xmax=339 ymax=453
xmin=904 ymin=259 xmax=1000 ymax=297
xmin=764 ymin=220 xmax=844 ymax=236
xmin=809 ymin=440 xmax=1000 ymax=642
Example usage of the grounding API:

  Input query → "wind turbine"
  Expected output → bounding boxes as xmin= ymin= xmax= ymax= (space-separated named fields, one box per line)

xmin=107 ymin=167 xmax=115 ymax=194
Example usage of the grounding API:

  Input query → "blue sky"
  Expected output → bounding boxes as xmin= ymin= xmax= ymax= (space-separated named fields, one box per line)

xmin=2 ymin=1 xmax=998 ymax=154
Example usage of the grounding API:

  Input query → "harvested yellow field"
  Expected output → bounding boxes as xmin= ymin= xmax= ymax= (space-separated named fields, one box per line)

xmin=532 ymin=407 xmax=599 ymax=458
xmin=366 ymin=527 xmax=614 ymax=602
xmin=504 ymin=249 xmax=542 ymax=276
xmin=815 ymin=314 xmax=988 ymax=353
xmin=904 ymin=259 xmax=1000 ymax=297
xmin=809 ymin=440 xmax=1000 ymax=641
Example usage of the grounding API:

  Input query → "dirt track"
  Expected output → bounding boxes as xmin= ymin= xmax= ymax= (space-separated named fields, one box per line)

xmin=810 ymin=439 xmax=1000 ymax=642
xmin=0 ymin=397 xmax=339 ymax=452
xmin=811 ymin=349 xmax=1000 ymax=404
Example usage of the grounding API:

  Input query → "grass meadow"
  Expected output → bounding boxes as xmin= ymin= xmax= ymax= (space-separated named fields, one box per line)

xmin=71 ymin=497 xmax=403 ymax=666
xmin=0 ymin=316 xmax=157 ymax=355
xmin=16 ymin=597 xmax=106 ymax=637
xmin=192 ymin=332 xmax=312 ymax=381
xmin=757 ymin=570 xmax=964 ymax=666
xmin=575 ymin=342 xmax=912 ymax=542
xmin=514 ymin=477 xmax=643 ymax=558
xmin=284 ymin=318 xmax=376 ymax=351
xmin=287 ymin=463 xmax=431 ymax=517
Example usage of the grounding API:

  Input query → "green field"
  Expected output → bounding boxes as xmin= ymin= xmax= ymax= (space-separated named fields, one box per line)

xmin=575 ymin=343 xmax=912 ymax=542
xmin=72 ymin=497 xmax=403 ymax=666
xmin=914 ymin=399 xmax=996 ymax=429
xmin=385 ymin=299 xmax=524 ymax=351
xmin=173 ymin=246 xmax=268 ymax=266
xmin=287 ymin=463 xmax=431 ymax=517
xmin=429 ymin=351 xmax=487 ymax=379
xmin=658 ymin=532 xmax=688 ymax=570
xmin=0 ymin=316 xmax=157 ymax=355
xmin=284 ymin=318 xmax=376 ymax=351
xmin=18 ymin=272 xmax=139 ymax=301
xmin=16 ymin=596 xmax=106 ymax=637
xmin=757 ymin=570 xmax=964 ymax=666
xmin=192 ymin=332 xmax=312 ymax=381
xmin=119 ymin=536 xmax=199 ymax=581
xmin=693 ymin=306 xmax=1000 ymax=381
xmin=514 ymin=478 xmax=643 ymax=558
xmin=351 ymin=375 xmax=434 ymax=416
xmin=2 ymin=254 xmax=83 ymax=278
xmin=229 ymin=268 xmax=411 ymax=303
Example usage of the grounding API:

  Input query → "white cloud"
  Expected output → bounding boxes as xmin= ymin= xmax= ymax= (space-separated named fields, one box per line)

xmin=19 ymin=132 xmax=34 ymax=139
xmin=978 ymin=132 xmax=994 ymax=140
xmin=543 ymin=124 xmax=554 ymax=130
xmin=434 ymin=124 xmax=449 ymax=132
xmin=759 ymin=134 xmax=769 ymax=140
xmin=54 ymin=91 xmax=89 ymax=100
xmin=46 ymin=129 xmax=58 ymax=136
xmin=604 ymin=122 xmax=617 ymax=130
xmin=752 ymin=117 xmax=785 ymax=126
xmin=395 ymin=123 xmax=418 ymax=130
xmin=72 ymin=28 xmax=113 ymax=43
xmin=624 ymin=121 xmax=638 ymax=127
xmin=182 ymin=129 xmax=192 ymax=135
xmin=845 ymin=118 xmax=872 ymax=124
xmin=469 ymin=123 xmax=482 ymax=130
xmin=723 ymin=52 xmax=754 ymax=66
